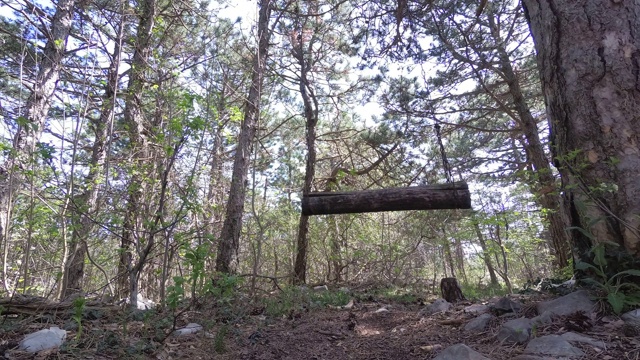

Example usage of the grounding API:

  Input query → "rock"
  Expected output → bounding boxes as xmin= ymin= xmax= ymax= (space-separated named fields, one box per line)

xmin=313 ymin=285 xmax=329 ymax=292
xmin=464 ymin=313 xmax=495 ymax=332
xmin=560 ymin=332 xmax=605 ymax=349
xmin=136 ymin=293 xmax=155 ymax=310
xmin=421 ymin=298 xmax=452 ymax=315
xmin=536 ymin=290 xmax=594 ymax=317
xmin=174 ymin=323 xmax=203 ymax=336
xmin=622 ymin=319 xmax=640 ymax=337
xmin=19 ymin=327 xmax=67 ymax=353
xmin=491 ymin=297 xmax=521 ymax=314
xmin=524 ymin=335 xmax=585 ymax=357
xmin=531 ymin=311 xmax=554 ymax=326
xmin=622 ymin=309 xmax=640 ymax=322
xmin=496 ymin=317 xmax=532 ymax=344
xmin=433 ymin=343 xmax=491 ymax=360
xmin=464 ymin=304 xmax=489 ymax=315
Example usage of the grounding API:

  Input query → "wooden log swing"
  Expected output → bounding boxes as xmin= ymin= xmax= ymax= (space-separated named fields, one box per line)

xmin=301 ymin=181 xmax=471 ymax=216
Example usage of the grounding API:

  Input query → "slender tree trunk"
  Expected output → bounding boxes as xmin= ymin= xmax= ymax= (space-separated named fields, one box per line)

xmin=61 ymin=8 xmax=124 ymax=299
xmin=0 ymin=0 xmax=77 ymax=290
xmin=119 ymin=0 xmax=156 ymax=301
xmin=293 ymin=6 xmax=320 ymax=284
xmin=487 ymin=13 xmax=571 ymax=268
xmin=472 ymin=218 xmax=499 ymax=287
xmin=215 ymin=0 xmax=272 ymax=274
xmin=523 ymin=0 xmax=640 ymax=259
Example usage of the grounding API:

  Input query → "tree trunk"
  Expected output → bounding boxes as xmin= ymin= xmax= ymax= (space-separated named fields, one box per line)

xmin=119 ymin=0 xmax=156 ymax=302
xmin=523 ymin=0 xmax=640 ymax=258
xmin=0 ymin=0 xmax=77 ymax=290
xmin=487 ymin=13 xmax=571 ymax=268
xmin=60 ymin=8 xmax=123 ymax=299
xmin=472 ymin=218 xmax=500 ymax=287
xmin=440 ymin=277 xmax=465 ymax=303
xmin=215 ymin=0 xmax=272 ymax=274
xmin=293 ymin=2 xmax=322 ymax=285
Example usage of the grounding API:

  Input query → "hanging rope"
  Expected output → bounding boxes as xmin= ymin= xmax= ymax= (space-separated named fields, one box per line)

xmin=434 ymin=123 xmax=453 ymax=183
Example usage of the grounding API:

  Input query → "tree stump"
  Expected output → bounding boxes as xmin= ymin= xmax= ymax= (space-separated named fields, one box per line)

xmin=440 ymin=277 xmax=466 ymax=303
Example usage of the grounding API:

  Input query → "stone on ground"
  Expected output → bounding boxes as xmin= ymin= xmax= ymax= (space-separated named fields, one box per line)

xmin=496 ymin=317 xmax=532 ymax=344
xmin=464 ymin=304 xmax=490 ymax=315
xmin=536 ymin=290 xmax=594 ymax=316
xmin=433 ymin=343 xmax=492 ymax=360
xmin=524 ymin=335 xmax=585 ymax=357
xmin=531 ymin=310 xmax=554 ymax=326
xmin=421 ymin=298 xmax=452 ymax=315
xmin=19 ymin=327 xmax=67 ymax=353
xmin=622 ymin=309 xmax=640 ymax=322
xmin=491 ymin=297 xmax=521 ymax=314
xmin=174 ymin=323 xmax=203 ymax=336
xmin=561 ymin=331 xmax=605 ymax=349
xmin=464 ymin=313 xmax=495 ymax=332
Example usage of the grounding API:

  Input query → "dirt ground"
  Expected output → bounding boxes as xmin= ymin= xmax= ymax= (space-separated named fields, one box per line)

xmin=2 ymin=296 xmax=639 ymax=359
xmin=174 ymin=302 xmax=638 ymax=360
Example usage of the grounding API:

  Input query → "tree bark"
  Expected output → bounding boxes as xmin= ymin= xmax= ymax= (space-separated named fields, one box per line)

xmin=523 ymin=0 xmax=640 ymax=258
xmin=215 ymin=0 xmax=272 ymax=274
xmin=440 ymin=277 xmax=465 ymax=303
xmin=119 ymin=0 xmax=156 ymax=301
xmin=472 ymin=218 xmax=500 ymax=287
xmin=292 ymin=19 xmax=320 ymax=285
xmin=302 ymin=182 xmax=471 ymax=215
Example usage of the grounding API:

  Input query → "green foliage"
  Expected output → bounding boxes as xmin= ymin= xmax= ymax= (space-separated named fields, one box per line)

xmin=72 ymin=296 xmax=86 ymax=339
xmin=211 ymin=272 xmax=243 ymax=305
xmin=461 ymin=283 xmax=508 ymax=301
xmin=214 ymin=325 xmax=228 ymax=354
xmin=263 ymin=287 xmax=351 ymax=317
xmin=166 ymin=276 xmax=186 ymax=310
xmin=576 ymin=243 xmax=640 ymax=314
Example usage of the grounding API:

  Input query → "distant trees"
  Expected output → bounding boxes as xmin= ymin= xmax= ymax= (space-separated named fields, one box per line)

xmin=0 ymin=0 xmax=610 ymax=303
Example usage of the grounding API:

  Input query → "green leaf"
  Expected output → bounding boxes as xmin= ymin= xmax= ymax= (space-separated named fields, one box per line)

xmin=566 ymin=226 xmax=596 ymax=241
xmin=607 ymin=292 xmax=625 ymax=314
xmin=592 ymin=244 xmax=607 ymax=267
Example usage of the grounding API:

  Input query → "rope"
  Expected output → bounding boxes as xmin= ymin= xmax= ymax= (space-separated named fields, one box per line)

xmin=434 ymin=123 xmax=453 ymax=183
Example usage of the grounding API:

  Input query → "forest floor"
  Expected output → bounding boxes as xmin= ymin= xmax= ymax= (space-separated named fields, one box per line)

xmin=1 ymin=288 xmax=639 ymax=359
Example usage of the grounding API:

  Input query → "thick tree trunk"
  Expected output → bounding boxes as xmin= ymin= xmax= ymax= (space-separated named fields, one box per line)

xmin=523 ymin=0 xmax=640 ymax=258
xmin=440 ymin=277 xmax=465 ymax=303
xmin=0 ymin=0 xmax=77 ymax=290
xmin=216 ymin=0 xmax=272 ymax=273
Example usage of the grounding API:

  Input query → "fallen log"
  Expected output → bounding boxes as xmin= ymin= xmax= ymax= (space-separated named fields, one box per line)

xmin=301 ymin=181 xmax=471 ymax=216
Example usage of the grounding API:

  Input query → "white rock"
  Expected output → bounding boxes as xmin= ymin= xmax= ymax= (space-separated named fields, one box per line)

xmin=173 ymin=323 xmax=203 ymax=336
xmin=136 ymin=293 xmax=155 ymax=310
xmin=313 ymin=285 xmax=329 ymax=292
xmin=19 ymin=327 xmax=66 ymax=353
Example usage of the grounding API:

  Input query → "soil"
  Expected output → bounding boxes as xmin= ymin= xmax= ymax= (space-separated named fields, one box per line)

xmin=2 ymin=294 xmax=639 ymax=359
